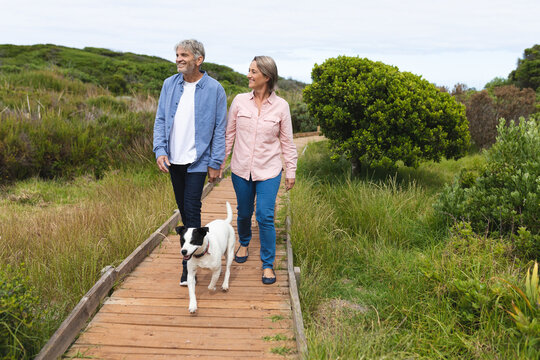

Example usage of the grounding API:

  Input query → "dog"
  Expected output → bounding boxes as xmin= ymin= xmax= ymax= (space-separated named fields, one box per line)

xmin=175 ymin=201 xmax=235 ymax=313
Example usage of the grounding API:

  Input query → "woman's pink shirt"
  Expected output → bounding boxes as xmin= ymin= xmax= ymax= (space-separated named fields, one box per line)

xmin=222 ymin=91 xmax=298 ymax=181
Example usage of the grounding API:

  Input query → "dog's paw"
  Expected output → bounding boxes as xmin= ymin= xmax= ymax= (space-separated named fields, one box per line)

xmin=221 ymin=284 xmax=229 ymax=292
xmin=188 ymin=306 xmax=197 ymax=314
xmin=208 ymin=285 xmax=217 ymax=291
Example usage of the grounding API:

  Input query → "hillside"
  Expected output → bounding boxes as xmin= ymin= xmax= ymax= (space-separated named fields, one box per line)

xmin=0 ymin=44 xmax=253 ymax=95
xmin=0 ymin=44 xmax=306 ymax=96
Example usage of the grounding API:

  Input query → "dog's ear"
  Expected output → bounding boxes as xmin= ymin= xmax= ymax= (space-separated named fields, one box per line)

xmin=191 ymin=227 xmax=209 ymax=246
xmin=175 ymin=226 xmax=186 ymax=235
xmin=197 ymin=227 xmax=209 ymax=237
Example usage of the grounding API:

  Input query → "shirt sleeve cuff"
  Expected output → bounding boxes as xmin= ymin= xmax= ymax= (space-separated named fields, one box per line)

xmin=208 ymin=160 xmax=222 ymax=170
xmin=155 ymin=148 xmax=167 ymax=159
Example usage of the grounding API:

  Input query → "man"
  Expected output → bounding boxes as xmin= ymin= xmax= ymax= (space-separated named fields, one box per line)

xmin=153 ymin=39 xmax=227 ymax=286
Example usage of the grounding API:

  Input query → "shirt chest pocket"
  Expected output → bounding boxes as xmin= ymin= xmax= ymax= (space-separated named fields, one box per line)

xmin=237 ymin=110 xmax=253 ymax=131
xmin=261 ymin=116 xmax=281 ymax=138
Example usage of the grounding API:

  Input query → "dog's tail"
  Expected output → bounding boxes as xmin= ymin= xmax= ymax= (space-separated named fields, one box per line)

xmin=225 ymin=201 xmax=233 ymax=224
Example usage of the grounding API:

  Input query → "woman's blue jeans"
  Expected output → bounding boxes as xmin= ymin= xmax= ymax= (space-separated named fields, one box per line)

xmin=231 ymin=172 xmax=282 ymax=270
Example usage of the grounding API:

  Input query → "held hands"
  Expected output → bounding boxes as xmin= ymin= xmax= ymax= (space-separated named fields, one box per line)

xmin=285 ymin=178 xmax=295 ymax=191
xmin=157 ymin=155 xmax=170 ymax=173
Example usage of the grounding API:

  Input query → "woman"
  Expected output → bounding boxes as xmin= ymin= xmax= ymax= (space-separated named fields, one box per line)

xmin=221 ymin=56 xmax=298 ymax=284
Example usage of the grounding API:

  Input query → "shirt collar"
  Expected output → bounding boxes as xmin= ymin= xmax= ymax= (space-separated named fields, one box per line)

xmin=178 ymin=71 xmax=207 ymax=88
xmin=249 ymin=90 xmax=276 ymax=105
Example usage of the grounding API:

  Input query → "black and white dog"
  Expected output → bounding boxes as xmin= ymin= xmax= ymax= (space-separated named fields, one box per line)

xmin=175 ymin=201 xmax=235 ymax=313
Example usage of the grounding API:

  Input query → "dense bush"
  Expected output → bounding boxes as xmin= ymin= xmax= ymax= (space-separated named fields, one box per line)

xmin=303 ymin=56 xmax=470 ymax=171
xmin=464 ymin=86 xmax=536 ymax=149
xmin=0 ymin=111 xmax=155 ymax=182
xmin=509 ymin=44 xmax=540 ymax=92
xmin=0 ymin=265 xmax=42 ymax=359
xmin=0 ymin=68 xmax=156 ymax=182
xmin=290 ymin=102 xmax=317 ymax=133
xmin=435 ymin=118 xmax=540 ymax=258
xmin=422 ymin=222 xmax=538 ymax=357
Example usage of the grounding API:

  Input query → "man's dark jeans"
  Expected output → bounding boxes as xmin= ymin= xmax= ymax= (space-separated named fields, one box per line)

xmin=169 ymin=164 xmax=206 ymax=228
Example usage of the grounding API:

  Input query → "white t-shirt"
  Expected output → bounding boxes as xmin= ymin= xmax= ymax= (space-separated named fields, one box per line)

xmin=169 ymin=80 xmax=199 ymax=165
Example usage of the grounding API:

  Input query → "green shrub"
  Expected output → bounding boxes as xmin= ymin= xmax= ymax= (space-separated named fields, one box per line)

xmin=290 ymin=101 xmax=317 ymax=133
xmin=509 ymin=44 xmax=540 ymax=92
xmin=424 ymin=223 xmax=512 ymax=328
xmin=303 ymin=56 xmax=470 ymax=172
xmin=0 ymin=265 xmax=41 ymax=359
xmin=502 ymin=261 xmax=540 ymax=357
xmin=435 ymin=118 xmax=540 ymax=257
xmin=0 ymin=111 xmax=153 ymax=182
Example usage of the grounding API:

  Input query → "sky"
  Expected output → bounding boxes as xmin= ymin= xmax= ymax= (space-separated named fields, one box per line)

xmin=2 ymin=0 xmax=539 ymax=89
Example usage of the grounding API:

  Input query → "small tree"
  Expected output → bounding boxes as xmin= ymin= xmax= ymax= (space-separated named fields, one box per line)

xmin=303 ymin=56 xmax=470 ymax=171
xmin=509 ymin=44 xmax=540 ymax=92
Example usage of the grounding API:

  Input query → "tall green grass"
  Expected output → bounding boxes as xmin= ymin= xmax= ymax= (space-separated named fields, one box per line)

xmin=0 ymin=165 xmax=177 ymax=358
xmin=289 ymin=141 xmax=535 ymax=359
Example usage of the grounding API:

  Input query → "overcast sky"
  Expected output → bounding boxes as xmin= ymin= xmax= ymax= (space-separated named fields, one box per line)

xmin=2 ymin=0 xmax=538 ymax=89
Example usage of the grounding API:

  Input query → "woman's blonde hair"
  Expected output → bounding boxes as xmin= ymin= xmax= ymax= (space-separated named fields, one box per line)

xmin=253 ymin=56 xmax=278 ymax=93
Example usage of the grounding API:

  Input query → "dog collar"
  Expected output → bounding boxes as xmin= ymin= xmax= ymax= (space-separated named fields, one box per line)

xmin=194 ymin=242 xmax=209 ymax=258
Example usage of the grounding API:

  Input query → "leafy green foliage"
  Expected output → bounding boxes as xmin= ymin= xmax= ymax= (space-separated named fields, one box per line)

xmin=435 ymin=118 xmax=540 ymax=258
xmin=303 ymin=56 xmax=470 ymax=171
xmin=484 ymin=76 xmax=511 ymax=91
xmin=0 ymin=265 xmax=42 ymax=359
xmin=509 ymin=44 xmax=540 ymax=92
xmin=422 ymin=223 xmax=513 ymax=328
xmin=502 ymin=261 xmax=540 ymax=356
xmin=290 ymin=101 xmax=317 ymax=132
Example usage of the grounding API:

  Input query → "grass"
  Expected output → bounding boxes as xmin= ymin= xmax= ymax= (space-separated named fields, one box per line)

xmin=287 ymin=141 xmax=536 ymax=359
xmin=0 ymin=163 xmax=176 ymax=357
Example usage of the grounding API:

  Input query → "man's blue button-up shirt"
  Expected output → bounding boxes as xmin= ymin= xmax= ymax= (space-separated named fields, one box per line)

xmin=153 ymin=71 xmax=227 ymax=172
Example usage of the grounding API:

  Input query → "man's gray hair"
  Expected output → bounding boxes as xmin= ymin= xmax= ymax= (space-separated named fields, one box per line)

xmin=175 ymin=39 xmax=205 ymax=61
xmin=253 ymin=56 xmax=278 ymax=93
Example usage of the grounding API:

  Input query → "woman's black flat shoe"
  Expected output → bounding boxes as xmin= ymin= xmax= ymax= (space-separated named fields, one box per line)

xmin=234 ymin=246 xmax=248 ymax=263
xmin=262 ymin=269 xmax=276 ymax=285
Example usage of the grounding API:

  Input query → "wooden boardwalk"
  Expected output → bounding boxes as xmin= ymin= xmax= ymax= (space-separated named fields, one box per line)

xmin=64 ymin=135 xmax=323 ymax=359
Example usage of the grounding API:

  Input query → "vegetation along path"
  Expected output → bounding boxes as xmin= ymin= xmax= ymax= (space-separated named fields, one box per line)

xmin=62 ymin=135 xmax=323 ymax=359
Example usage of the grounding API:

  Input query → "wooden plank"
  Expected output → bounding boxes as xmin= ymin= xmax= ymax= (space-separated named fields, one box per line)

xmin=110 ymin=289 xmax=288 ymax=302
xmin=89 ymin=312 xmax=292 ymax=329
xmin=74 ymin=323 xmax=295 ymax=351
xmin=98 ymin=304 xmax=291 ymax=319
xmin=104 ymin=297 xmax=291 ymax=310
xmin=67 ymin=345 xmax=294 ymax=359
xmin=35 ymin=267 xmax=116 ymax=360
xmin=286 ymin=214 xmax=308 ymax=359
